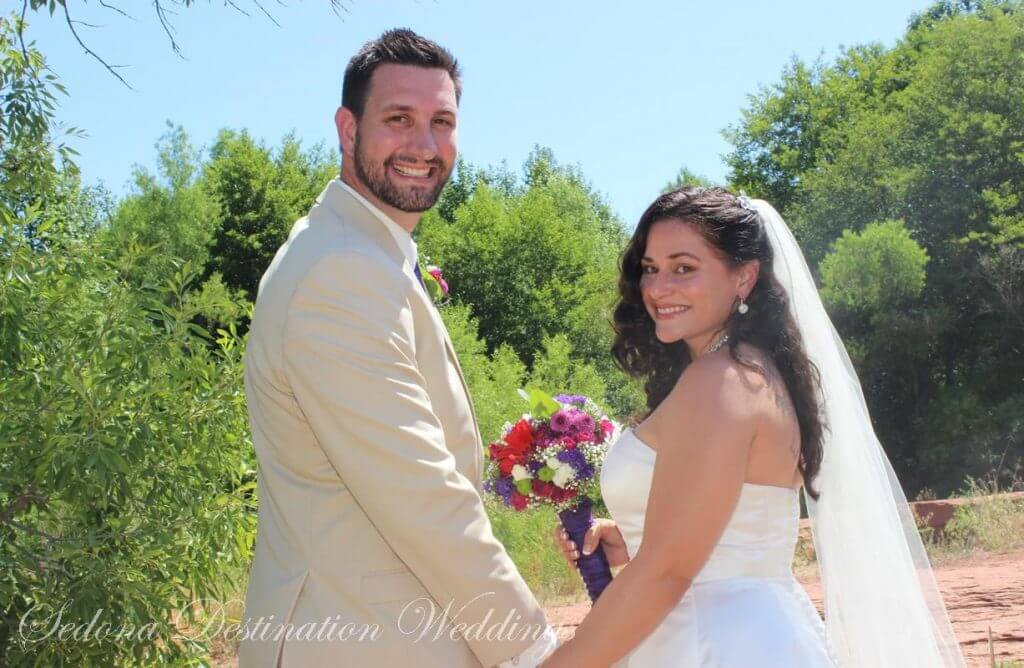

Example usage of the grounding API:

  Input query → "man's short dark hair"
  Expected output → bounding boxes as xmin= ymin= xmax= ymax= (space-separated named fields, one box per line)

xmin=342 ymin=28 xmax=461 ymax=118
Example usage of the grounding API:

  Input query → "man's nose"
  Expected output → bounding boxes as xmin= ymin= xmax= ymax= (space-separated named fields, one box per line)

xmin=406 ymin=124 xmax=438 ymax=160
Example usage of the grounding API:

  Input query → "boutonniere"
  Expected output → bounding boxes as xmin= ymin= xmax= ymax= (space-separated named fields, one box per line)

xmin=421 ymin=264 xmax=450 ymax=305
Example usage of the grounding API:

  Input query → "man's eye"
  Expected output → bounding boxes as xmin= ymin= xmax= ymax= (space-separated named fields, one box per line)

xmin=387 ymin=115 xmax=409 ymax=124
xmin=434 ymin=118 xmax=453 ymax=127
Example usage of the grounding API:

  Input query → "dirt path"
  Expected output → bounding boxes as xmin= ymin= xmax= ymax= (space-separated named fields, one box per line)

xmin=545 ymin=549 xmax=1024 ymax=666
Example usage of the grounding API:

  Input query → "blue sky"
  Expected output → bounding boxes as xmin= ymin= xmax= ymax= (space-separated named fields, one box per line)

xmin=27 ymin=0 xmax=933 ymax=226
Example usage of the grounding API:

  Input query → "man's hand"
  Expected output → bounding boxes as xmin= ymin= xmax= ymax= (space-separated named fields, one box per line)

xmin=553 ymin=518 xmax=630 ymax=569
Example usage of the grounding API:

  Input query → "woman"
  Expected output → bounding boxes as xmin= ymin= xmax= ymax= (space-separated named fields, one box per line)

xmin=544 ymin=187 xmax=963 ymax=667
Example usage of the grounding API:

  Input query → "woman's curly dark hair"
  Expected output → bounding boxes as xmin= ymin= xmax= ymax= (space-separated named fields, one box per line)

xmin=611 ymin=186 xmax=824 ymax=498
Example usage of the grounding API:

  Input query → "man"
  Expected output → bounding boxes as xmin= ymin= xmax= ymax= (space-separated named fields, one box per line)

xmin=239 ymin=29 xmax=557 ymax=667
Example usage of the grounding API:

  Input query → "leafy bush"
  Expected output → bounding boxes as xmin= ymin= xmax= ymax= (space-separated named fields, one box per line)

xmin=820 ymin=220 xmax=929 ymax=312
xmin=1 ymin=209 xmax=256 ymax=664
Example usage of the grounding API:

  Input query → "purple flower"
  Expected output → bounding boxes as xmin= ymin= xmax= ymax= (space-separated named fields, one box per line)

xmin=556 ymin=448 xmax=586 ymax=470
xmin=494 ymin=477 xmax=515 ymax=504
xmin=550 ymin=409 xmax=573 ymax=434
xmin=535 ymin=424 xmax=561 ymax=447
xmin=528 ymin=460 xmax=544 ymax=473
xmin=556 ymin=447 xmax=595 ymax=480
xmin=554 ymin=394 xmax=589 ymax=406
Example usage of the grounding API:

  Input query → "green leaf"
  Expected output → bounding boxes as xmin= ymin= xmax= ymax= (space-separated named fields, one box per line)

xmin=520 ymin=387 xmax=560 ymax=419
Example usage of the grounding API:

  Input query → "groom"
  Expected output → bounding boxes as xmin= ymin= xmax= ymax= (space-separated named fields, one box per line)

xmin=239 ymin=29 xmax=556 ymax=667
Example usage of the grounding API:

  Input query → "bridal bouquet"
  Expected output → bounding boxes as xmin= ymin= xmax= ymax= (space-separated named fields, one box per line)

xmin=484 ymin=389 xmax=620 ymax=601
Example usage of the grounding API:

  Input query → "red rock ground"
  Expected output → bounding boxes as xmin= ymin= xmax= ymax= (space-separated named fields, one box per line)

xmin=545 ymin=549 xmax=1024 ymax=667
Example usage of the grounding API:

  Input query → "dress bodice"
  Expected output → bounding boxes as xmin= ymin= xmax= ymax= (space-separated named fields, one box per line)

xmin=598 ymin=428 xmax=834 ymax=666
xmin=601 ymin=428 xmax=801 ymax=583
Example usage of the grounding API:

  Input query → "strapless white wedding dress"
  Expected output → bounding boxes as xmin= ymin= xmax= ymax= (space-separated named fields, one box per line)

xmin=600 ymin=429 xmax=836 ymax=667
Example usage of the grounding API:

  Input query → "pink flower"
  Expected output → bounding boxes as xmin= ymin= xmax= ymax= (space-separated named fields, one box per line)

xmin=426 ymin=266 xmax=449 ymax=296
xmin=573 ymin=412 xmax=595 ymax=436
xmin=550 ymin=409 xmax=573 ymax=433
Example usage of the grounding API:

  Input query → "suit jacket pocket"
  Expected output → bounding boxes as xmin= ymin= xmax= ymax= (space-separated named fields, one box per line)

xmin=360 ymin=568 xmax=431 ymax=605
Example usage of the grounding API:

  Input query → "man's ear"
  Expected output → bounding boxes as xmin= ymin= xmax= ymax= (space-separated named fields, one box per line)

xmin=335 ymin=106 xmax=357 ymax=159
xmin=737 ymin=260 xmax=761 ymax=299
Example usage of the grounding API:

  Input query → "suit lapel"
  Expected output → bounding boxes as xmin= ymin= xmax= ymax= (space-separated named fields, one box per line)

xmin=411 ymin=286 xmax=484 ymax=473
xmin=320 ymin=180 xmax=483 ymax=477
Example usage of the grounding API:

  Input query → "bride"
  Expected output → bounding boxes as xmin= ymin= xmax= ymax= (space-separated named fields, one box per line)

xmin=543 ymin=187 xmax=964 ymax=667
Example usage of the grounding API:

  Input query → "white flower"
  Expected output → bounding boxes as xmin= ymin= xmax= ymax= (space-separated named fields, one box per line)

xmin=511 ymin=464 xmax=532 ymax=481
xmin=545 ymin=456 xmax=562 ymax=471
xmin=552 ymin=466 xmax=575 ymax=488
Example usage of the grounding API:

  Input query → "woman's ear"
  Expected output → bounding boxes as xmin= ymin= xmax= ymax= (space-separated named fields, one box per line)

xmin=737 ymin=260 xmax=761 ymax=299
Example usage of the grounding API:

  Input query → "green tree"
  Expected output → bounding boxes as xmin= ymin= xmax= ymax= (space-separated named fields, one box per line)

xmin=662 ymin=165 xmax=716 ymax=193
xmin=1 ymin=21 xmax=256 ymax=664
xmin=201 ymin=129 xmax=335 ymax=299
xmin=417 ymin=149 xmax=644 ymax=417
xmin=104 ymin=123 xmax=221 ymax=286
xmin=527 ymin=334 xmax=608 ymax=407
xmin=820 ymin=220 xmax=929 ymax=312
xmin=440 ymin=303 xmax=529 ymax=444
xmin=723 ymin=1 xmax=1024 ymax=494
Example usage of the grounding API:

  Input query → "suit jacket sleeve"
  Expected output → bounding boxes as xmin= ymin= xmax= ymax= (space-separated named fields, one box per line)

xmin=282 ymin=251 xmax=549 ymax=667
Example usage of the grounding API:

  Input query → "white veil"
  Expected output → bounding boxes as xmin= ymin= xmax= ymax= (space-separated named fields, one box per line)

xmin=751 ymin=199 xmax=965 ymax=667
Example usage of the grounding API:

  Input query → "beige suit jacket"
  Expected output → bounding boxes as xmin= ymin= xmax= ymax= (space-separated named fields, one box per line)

xmin=239 ymin=180 xmax=547 ymax=667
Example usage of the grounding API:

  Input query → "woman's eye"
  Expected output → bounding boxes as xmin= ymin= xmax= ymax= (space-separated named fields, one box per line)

xmin=641 ymin=266 xmax=656 ymax=274
xmin=676 ymin=265 xmax=693 ymax=274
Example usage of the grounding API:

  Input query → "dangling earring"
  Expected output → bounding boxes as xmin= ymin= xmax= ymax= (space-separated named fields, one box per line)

xmin=737 ymin=297 xmax=749 ymax=315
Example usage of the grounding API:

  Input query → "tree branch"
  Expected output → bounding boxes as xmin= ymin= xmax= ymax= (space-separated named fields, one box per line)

xmin=0 ymin=488 xmax=47 ymax=524
xmin=5 ymin=518 xmax=67 ymax=545
xmin=153 ymin=0 xmax=184 ymax=59
xmin=250 ymin=0 xmax=281 ymax=27
xmin=18 ymin=0 xmax=30 ymax=64
xmin=223 ymin=0 xmax=251 ymax=18
xmin=98 ymin=0 xmax=135 ymax=20
xmin=61 ymin=1 xmax=134 ymax=89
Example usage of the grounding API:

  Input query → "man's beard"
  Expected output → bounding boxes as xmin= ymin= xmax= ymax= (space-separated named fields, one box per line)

xmin=353 ymin=135 xmax=450 ymax=213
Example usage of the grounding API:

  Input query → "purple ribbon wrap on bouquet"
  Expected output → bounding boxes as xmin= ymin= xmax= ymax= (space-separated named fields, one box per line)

xmin=558 ymin=497 xmax=613 ymax=602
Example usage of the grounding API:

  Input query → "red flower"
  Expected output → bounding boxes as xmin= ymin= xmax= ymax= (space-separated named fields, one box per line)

xmin=510 ymin=492 xmax=529 ymax=511
xmin=498 ymin=458 xmax=516 ymax=476
xmin=531 ymin=479 xmax=554 ymax=498
xmin=551 ymin=487 xmax=578 ymax=504
xmin=488 ymin=443 xmax=504 ymax=461
xmin=504 ymin=419 xmax=534 ymax=454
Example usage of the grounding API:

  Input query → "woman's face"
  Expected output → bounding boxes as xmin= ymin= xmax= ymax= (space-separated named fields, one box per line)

xmin=639 ymin=219 xmax=757 ymax=354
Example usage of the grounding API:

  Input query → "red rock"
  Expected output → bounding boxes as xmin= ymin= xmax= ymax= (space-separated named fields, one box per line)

xmin=546 ymin=549 xmax=1024 ymax=666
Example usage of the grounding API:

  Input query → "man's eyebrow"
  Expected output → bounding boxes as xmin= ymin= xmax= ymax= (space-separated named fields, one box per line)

xmin=379 ymin=104 xmax=457 ymax=115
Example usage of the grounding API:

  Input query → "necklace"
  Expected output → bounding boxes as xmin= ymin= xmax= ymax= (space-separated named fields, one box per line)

xmin=705 ymin=332 xmax=730 ymax=355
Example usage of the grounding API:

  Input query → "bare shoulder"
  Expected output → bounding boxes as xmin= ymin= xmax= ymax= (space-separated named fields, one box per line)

xmin=661 ymin=348 xmax=764 ymax=425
